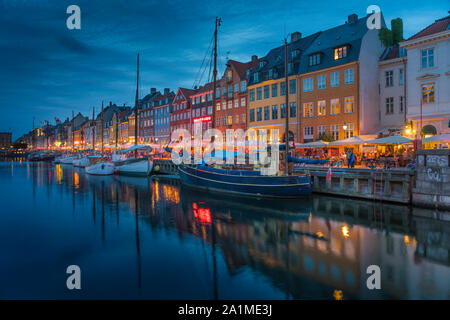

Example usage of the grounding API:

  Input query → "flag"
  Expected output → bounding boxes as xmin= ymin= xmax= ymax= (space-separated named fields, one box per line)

xmin=326 ymin=166 xmax=332 ymax=182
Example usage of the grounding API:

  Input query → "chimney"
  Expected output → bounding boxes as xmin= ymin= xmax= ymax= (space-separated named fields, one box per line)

xmin=151 ymin=88 xmax=156 ymax=94
xmin=291 ymin=32 xmax=302 ymax=42
xmin=109 ymin=101 xmax=112 ymax=107
xmin=164 ymin=88 xmax=170 ymax=95
xmin=348 ymin=14 xmax=358 ymax=24
xmin=251 ymin=55 xmax=258 ymax=61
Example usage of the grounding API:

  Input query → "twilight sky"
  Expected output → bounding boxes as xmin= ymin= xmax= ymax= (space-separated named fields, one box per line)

xmin=0 ymin=0 xmax=448 ymax=139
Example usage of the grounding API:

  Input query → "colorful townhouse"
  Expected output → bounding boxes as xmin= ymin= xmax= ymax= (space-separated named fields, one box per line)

xmin=190 ymin=82 xmax=213 ymax=135
xmin=247 ymin=31 xmax=319 ymax=143
xmin=171 ymin=87 xmax=196 ymax=138
xmin=299 ymin=13 xmax=385 ymax=143
xmin=153 ymin=88 xmax=174 ymax=145
xmin=139 ymin=88 xmax=161 ymax=144
xmin=215 ymin=58 xmax=259 ymax=133
xmin=400 ymin=15 xmax=450 ymax=137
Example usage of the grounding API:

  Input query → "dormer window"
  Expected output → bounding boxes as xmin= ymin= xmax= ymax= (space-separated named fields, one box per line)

xmin=259 ymin=61 xmax=265 ymax=68
xmin=309 ymin=53 xmax=321 ymax=66
xmin=226 ymin=69 xmax=233 ymax=81
xmin=291 ymin=50 xmax=299 ymax=59
xmin=268 ymin=68 xmax=273 ymax=79
xmin=334 ymin=46 xmax=348 ymax=60
xmin=253 ymin=72 xmax=259 ymax=83
xmin=288 ymin=63 xmax=292 ymax=74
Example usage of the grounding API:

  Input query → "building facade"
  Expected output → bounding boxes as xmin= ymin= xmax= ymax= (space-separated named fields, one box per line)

xmin=400 ymin=15 xmax=450 ymax=137
xmin=171 ymin=88 xmax=196 ymax=138
xmin=153 ymin=89 xmax=174 ymax=145
xmin=190 ymin=83 xmax=213 ymax=136
xmin=0 ymin=132 xmax=12 ymax=148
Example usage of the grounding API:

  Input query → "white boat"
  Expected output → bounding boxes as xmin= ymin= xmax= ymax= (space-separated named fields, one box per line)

xmin=114 ymin=157 xmax=153 ymax=176
xmin=73 ymin=156 xmax=90 ymax=168
xmin=113 ymin=145 xmax=153 ymax=176
xmin=85 ymin=161 xmax=115 ymax=175
xmin=60 ymin=156 xmax=74 ymax=165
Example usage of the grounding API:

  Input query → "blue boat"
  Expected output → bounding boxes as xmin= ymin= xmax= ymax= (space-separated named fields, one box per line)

xmin=178 ymin=164 xmax=312 ymax=198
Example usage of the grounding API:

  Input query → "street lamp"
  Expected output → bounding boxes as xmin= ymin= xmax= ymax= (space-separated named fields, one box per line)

xmin=342 ymin=122 xmax=348 ymax=131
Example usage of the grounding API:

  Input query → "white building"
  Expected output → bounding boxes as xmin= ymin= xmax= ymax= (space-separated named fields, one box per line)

xmin=400 ymin=15 xmax=450 ymax=137
xmin=378 ymin=46 xmax=407 ymax=135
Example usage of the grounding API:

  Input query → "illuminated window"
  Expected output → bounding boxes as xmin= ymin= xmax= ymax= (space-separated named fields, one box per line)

xmin=334 ymin=46 xmax=347 ymax=60
xmin=422 ymin=84 xmax=435 ymax=104
xmin=317 ymin=100 xmax=326 ymax=116
xmin=216 ymin=102 xmax=220 ymax=111
xmin=344 ymin=96 xmax=354 ymax=113
xmin=227 ymin=115 xmax=233 ymax=125
xmin=330 ymin=98 xmax=340 ymax=115
xmin=303 ymin=102 xmax=313 ymax=118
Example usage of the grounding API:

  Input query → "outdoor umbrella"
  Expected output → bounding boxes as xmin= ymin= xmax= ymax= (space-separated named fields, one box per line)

xmin=422 ymin=133 xmax=450 ymax=143
xmin=366 ymin=136 xmax=413 ymax=144
xmin=328 ymin=136 xmax=366 ymax=146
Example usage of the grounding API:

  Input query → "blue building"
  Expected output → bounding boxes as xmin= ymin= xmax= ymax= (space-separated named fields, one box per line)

xmin=153 ymin=88 xmax=174 ymax=145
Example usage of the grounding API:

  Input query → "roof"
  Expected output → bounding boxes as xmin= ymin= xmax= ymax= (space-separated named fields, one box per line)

xmin=178 ymin=87 xmax=197 ymax=100
xmin=248 ymin=31 xmax=320 ymax=85
xmin=407 ymin=15 xmax=450 ymax=41
xmin=227 ymin=59 xmax=261 ymax=79
xmin=379 ymin=46 xmax=407 ymax=61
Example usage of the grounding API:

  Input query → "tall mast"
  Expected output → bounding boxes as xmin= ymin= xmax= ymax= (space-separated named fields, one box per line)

xmin=72 ymin=110 xmax=75 ymax=152
xmin=101 ymin=101 xmax=104 ymax=155
xmin=284 ymin=38 xmax=289 ymax=175
xmin=92 ymin=106 xmax=95 ymax=151
xmin=211 ymin=17 xmax=221 ymax=130
xmin=134 ymin=53 xmax=140 ymax=157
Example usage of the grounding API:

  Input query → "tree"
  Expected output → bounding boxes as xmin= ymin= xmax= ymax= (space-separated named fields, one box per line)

xmin=318 ymin=133 xmax=335 ymax=142
xmin=378 ymin=17 xmax=404 ymax=47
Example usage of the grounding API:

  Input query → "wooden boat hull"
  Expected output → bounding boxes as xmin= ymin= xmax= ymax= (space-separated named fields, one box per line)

xmin=114 ymin=158 xmax=153 ymax=176
xmin=85 ymin=162 xmax=115 ymax=175
xmin=178 ymin=165 xmax=312 ymax=198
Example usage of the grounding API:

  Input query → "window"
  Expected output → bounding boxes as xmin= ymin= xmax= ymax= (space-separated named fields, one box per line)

xmin=268 ymin=68 xmax=273 ymax=79
xmin=303 ymin=102 xmax=313 ymax=118
xmin=385 ymin=97 xmax=394 ymax=114
xmin=234 ymin=83 xmax=239 ymax=93
xmin=222 ymin=101 xmax=226 ymax=110
xmin=317 ymin=100 xmax=326 ymax=116
xmin=253 ymin=72 xmax=259 ymax=82
xmin=291 ymin=50 xmax=298 ymax=59
xmin=303 ymin=78 xmax=313 ymax=92
xmin=422 ymin=84 xmax=434 ymax=104
xmin=290 ymin=102 xmax=296 ymax=118
xmin=334 ymin=46 xmax=347 ymax=60
xmin=318 ymin=125 xmax=326 ymax=137
xmin=272 ymin=105 xmax=278 ymax=120
xmin=280 ymin=104 xmax=286 ymax=118
xmin=280 ymin=82 xmax=286 ymax=96
xmin=399 ymin=68 xmax=404 ymax=85
xmin=289 ymin=79 xmax=296 ymax=94
xmin=317 ymin=75 xmax=326 ymax=89
xmin=228 ymin=85 xmax=233 ymax=98
xmin=250 ymin=89 xmax=255 ymax=101
xmin=331 ymin=72 xmax=339 ymax=87
xmin=304 ymin=126 xmax=314 ymax=138
xmin=228 ymin=100 xmax=232 ymax=109
xmin=344 ymin=96 xmax=354 ymax=113
xmin=240 ymin=80 xmax=247 ymax=92
xmin=309 ymin=53 xmax=321 ymax=66
xmin=272 ymin=84 xmax=278 ymax=97
xmin=241 ymin=114 xmax=246 ymax=124
xmin=330 ymin=98 xmax=340 ymax=115
xmin=257 ymin=107 xmax=262 ymax=121
xmin=240 ymin=97 xmax=246 ymax=107
xmin=222 ymin=87 xmax=226 ymax=96
xmin=222 ymin=117 xmax=227 ymax=126
xmin=345 ymin=123 xmax=354 ymax=138
xmin=399 ymin=96 xmax=404 ymax=113
xmin=264 ymin=106 xmax=270 ymax=120
xmin=257 ymin=87 xmax=262 ymax=100
xmin=385 ymin=70 xmax=393 ymax=87
xmin=264 ymin=85 xmax=270 ymax=99
xmin=234 ymin=114 xmax=239 ymax=124
xmin=288 ymin=63 xmax=292 ymax=74
xmin=227 ymin=115 xmax=233 ymax=125
xmin=216 ymin=102 xmax=220 ymax=111
xmin=345 ymin=68 xmax=354 ymax=84
xmin=421 ymin=48 xmax=434 ymax=69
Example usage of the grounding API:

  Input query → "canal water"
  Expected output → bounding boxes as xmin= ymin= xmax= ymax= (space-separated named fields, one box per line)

xmin=0 ymin=161 xmax=449 ymax=299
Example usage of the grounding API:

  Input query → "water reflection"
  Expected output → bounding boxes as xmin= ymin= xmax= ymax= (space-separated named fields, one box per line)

xmin=0 ymin=161 xmax=449 ymax=299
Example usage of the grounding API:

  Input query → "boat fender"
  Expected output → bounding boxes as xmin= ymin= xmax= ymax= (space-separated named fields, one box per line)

xmin=154 ymin=165 xmax=160 ymax=172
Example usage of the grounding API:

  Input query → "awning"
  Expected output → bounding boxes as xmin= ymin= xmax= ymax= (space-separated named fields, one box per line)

xmin=422 ymin=133 xmax=450 ymax=143
xmin=328 ymin=136 xmax=366 ymax=146
xmin=296 ymin=140 xmax=329 ymax=148
xmin=366 ymin=136 xmax=413 ymax=145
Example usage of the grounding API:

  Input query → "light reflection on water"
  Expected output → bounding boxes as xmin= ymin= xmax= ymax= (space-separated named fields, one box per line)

xmin=0 ymin=161 xmax=449 ymax=299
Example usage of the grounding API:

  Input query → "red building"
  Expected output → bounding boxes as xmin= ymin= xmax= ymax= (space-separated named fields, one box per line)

xmin=215 ymin=57 xmax=260 ymax=133
xmin=171 ymin=87 xmax=197 ymax=139
xmin=189 ymin=82 xmax=213 ymax=136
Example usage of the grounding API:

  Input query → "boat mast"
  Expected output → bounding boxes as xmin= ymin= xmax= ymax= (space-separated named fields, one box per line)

xmin=72 ymin=110 xmax=75 ymax=153
xmin=134 ymin=53 xmax=140 ymax=157
xmin=211 ymin=17 xmax=221 ymax=130
xmin=92 ymin=106 xmax=95 ymax=151
xmin=101 ymin=101 xmax=104 ymax=156
xmin=284 ymin=38 xmax=289 ymax=175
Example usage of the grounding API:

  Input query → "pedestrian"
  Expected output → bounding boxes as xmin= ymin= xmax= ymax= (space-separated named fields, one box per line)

xmin=350 ymin=151 xmax=356 ymax=168
xmin=346 ymin=149 xmax=352 ymax=168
